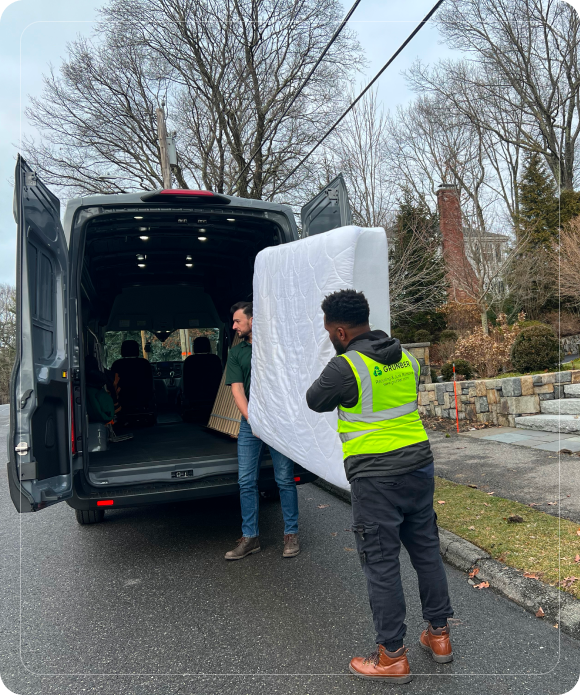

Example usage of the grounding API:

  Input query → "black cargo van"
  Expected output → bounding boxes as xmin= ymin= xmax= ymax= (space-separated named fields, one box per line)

xmin=8 ymin=156 xmax=351 ymax=523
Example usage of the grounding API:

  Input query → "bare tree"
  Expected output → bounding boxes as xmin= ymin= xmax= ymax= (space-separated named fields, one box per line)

xmin=24 ymin=35 xmax=175 ymax=195
xmin=558 ymin=218 xmax=580 ymax=309
xmin=23 ymin=0 xmax=363 ymax=200
xmin=409 ymin=0 xmax=580 ymax=190
xmin=386 ymin=210 xmax=446 ymax=324
xmin=0 ymin=284 xmax=16 ymax=405
xmin=103 ymin=0 xmax=363 ymax=200
xmin=386 ymin=92 xmax=530 ymax=332
xmin=504 ymin=245 xmax=557 ymax=318
xmin=326 ymin=90 xmax=395 ymax=228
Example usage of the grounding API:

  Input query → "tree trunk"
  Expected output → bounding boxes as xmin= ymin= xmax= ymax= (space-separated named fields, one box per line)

xmin=481 ymin=309 xmax=489 ymax=336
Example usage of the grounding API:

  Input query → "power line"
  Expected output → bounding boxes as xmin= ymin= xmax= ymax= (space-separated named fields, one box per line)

xmin=228 ymin=0 xmax=362 ymax=196
xmin=273 ymin=0 xmax=446 ymax=196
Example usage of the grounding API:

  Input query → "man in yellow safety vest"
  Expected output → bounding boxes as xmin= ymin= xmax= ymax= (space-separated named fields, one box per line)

xmin=306 ymin=289 xmax=454 ymax=683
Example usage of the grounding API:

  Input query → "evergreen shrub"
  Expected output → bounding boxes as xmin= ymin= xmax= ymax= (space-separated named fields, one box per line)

xmin=439 ymin=329 xmax=458 ymax=342
xmin=510 ymin=326 xmax=560 ymax=373
xmin=414 ymin=329 xmax=431 ymax=343
xmin=441 ymin=359 xmax=473 ymax=381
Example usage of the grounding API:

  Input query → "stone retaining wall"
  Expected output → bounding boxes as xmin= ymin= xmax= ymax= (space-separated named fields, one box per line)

xmin=401 ymin=342 xmax=431 ymax=384
xmin=418 ymin=370 xmax=580 ymax=427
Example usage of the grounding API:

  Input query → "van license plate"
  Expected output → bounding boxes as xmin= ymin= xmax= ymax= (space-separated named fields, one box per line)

xmin=172 ymin=470 xmax=194 ymax=478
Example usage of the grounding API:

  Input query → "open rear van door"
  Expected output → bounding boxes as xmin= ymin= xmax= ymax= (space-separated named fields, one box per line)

xmin=9 ymin=156 xmax=72 ymax=512
xmin=300 ymin=173 xmax=352 ymax=237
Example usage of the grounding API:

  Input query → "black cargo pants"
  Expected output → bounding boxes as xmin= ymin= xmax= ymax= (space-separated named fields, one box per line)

xmin=350 ymin=473 xmax=453 ymax=647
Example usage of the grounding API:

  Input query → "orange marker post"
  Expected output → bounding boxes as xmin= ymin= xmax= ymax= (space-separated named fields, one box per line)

xmin=452 ymin=362 xmax=460 ymax=433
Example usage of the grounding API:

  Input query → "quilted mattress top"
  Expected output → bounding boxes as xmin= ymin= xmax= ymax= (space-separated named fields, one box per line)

xmin=249 ymin=225 xmax=390 ymax=490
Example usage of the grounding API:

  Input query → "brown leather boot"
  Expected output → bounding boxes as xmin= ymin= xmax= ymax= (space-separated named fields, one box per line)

xmin=224 ymin=536 xmax=261 ymax=561
xmin=349 ymin=645 xmax=412 ymax=682
xmin=419 ymin=623 xmax=453 ymax=663
xmin=283 ymin=533 xmax=300 ymax=558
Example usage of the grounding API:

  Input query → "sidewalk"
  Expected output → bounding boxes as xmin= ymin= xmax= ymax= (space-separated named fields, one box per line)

xmin=465 ymin=425 xmax=580 ymax=453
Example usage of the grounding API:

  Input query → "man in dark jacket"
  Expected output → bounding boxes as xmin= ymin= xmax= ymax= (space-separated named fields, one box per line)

xmin=306 ymin=289 xmax=453 ymax=683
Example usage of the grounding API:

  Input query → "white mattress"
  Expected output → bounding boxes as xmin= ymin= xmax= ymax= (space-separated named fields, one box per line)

xmin=249 ymin=226 xmax=390 ymax=490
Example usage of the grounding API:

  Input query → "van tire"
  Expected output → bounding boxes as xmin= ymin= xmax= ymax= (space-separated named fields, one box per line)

xmin=75 ymin=509 xmax=105 ymax=525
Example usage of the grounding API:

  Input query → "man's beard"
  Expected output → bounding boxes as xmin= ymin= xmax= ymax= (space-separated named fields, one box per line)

xmin=330 ymin=335 xmax=345 ymax=355
xmin=237 ymin=328 xmax=251 ymax=341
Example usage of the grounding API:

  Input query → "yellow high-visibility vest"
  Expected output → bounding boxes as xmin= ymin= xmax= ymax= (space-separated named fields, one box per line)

xmin=337 ymin=348 xmax=428 ymax=458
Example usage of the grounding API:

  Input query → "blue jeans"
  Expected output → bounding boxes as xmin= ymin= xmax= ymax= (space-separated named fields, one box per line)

xmin=237 ymin=417 xmax=299 ymax=538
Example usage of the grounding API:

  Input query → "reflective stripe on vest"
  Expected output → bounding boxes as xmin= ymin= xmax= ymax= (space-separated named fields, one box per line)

xmin=337 ymin=348 xmax=428 ymax=457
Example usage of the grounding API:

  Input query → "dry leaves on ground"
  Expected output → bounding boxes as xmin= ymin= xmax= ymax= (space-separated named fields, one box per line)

xmin=344 ymin=547 xmax=355 ymax=552
xmin=487 ymin=492 xmax=495 ymax=496
xmin=473 ymin=581 xmax=490 ymax=589
xmin=468 ymin=568 xmax=480 ymax=579
xmin=577 ymin=529 xmax=580 ymax=536
xmin=330 ymin=532 xmax=337 ymax=537
xmin=317 ymin=504 xmax=329 ymax=509
xmin=524 ymin=572 xmax=541 ymax=579
xmin=574 ymin=554 xmax=580 ymax=563
xmin=536 ymin=607 xmax=545 ymax=618
xmin=560 ymin=577 xmax=578 ymax=588
xmin=437 ymin=500 xmax=446 ymax=505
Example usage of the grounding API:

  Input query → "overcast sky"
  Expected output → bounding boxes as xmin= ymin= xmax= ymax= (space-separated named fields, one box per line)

xmin=0 ymin=0 xmax=557 ymax=285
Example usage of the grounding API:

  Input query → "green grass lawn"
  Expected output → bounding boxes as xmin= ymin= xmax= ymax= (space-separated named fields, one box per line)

xmin=434 ymin=477 xmax=580 ymax=599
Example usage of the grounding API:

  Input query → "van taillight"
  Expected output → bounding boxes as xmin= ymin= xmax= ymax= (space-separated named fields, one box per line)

xmin=97 ymin=500 xmax=114 ymax=506
xmin=294 ymin=476 xmax=301 ymax=482
xmin=70 ymin=387 xmax=76 ymax=455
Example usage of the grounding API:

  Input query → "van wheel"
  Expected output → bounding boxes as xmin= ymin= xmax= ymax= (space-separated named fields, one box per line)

xmin=75 ymin=509 xmax=105 ymax=525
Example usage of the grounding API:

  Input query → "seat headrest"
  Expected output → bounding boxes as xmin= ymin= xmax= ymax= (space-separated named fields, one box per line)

xmin=85 ymin=355 xmax=99 ymax=371
xmin=194 ymin=336 xmax=211 ymax=354
xmin=121 ymin=340 xmax=140 ymax=358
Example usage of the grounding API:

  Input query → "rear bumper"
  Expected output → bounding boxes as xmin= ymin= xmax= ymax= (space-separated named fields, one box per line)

xmin=66 ymin=463 xmax=317 ymax=510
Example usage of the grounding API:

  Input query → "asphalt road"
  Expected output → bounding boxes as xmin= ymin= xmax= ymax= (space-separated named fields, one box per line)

xmin=1 ymin=404 xmax=579 ymax=695
xmin=430 ymin=430 xmax=580 ymax=522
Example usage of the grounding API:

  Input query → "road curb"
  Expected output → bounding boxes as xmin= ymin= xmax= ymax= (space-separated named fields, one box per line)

xmin=313 ymin=478 xmax=580 ymax=640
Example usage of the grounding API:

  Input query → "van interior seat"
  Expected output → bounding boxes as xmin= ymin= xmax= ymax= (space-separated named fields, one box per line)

xmin=182 ymin=336 xmax=223 ymax=421
xmin=111 ymin=340 xmax=156 ymax=424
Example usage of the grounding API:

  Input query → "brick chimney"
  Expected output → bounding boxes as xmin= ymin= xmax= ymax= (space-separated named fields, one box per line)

xmin=436 ymin=184 xmax=477 ymax=302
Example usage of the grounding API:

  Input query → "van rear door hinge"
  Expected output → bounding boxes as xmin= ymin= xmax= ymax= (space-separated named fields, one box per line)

xmin=20 ymin=389 xmax=33 ymax=408
xmin=25 ymin=171 xmax=38 ymax=187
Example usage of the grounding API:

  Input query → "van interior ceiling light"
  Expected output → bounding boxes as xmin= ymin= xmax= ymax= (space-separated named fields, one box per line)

xmin=139 ymin=236 xmax=149 ymax=240
xmin=186 ymin=255 xmax=192 ymax=260
xmin=227 ymin=218 xmax=235 ymax=222
xmin=185 ymin=263 xmax=193 ymax=268
xmin=136 ymin=254 xmax=145 ymax=261
xmin=138 ymin=227 xmax=148 ymax=232
xmin=134 ymin=216 xmax=144 ymax=219
xmin=198 ymin=236 xmax=207 ymax=241
xmin=198 ymin=228 xmax=206 ymax=233
xmin=138 ymin=263 xmax=146 ymax=268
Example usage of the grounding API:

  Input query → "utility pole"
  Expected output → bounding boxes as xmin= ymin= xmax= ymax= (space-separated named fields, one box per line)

xmin=156 ymin=104 xmax=172 ymax=189
xmin=157 ymin=104 xmax=188 ymax=360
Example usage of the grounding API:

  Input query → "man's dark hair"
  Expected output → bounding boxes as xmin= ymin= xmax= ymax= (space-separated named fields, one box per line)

xmin=321 ymin=289 xmax=369 ymax=327
xmin=231 ymin=301 xmax=253 ymax=317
